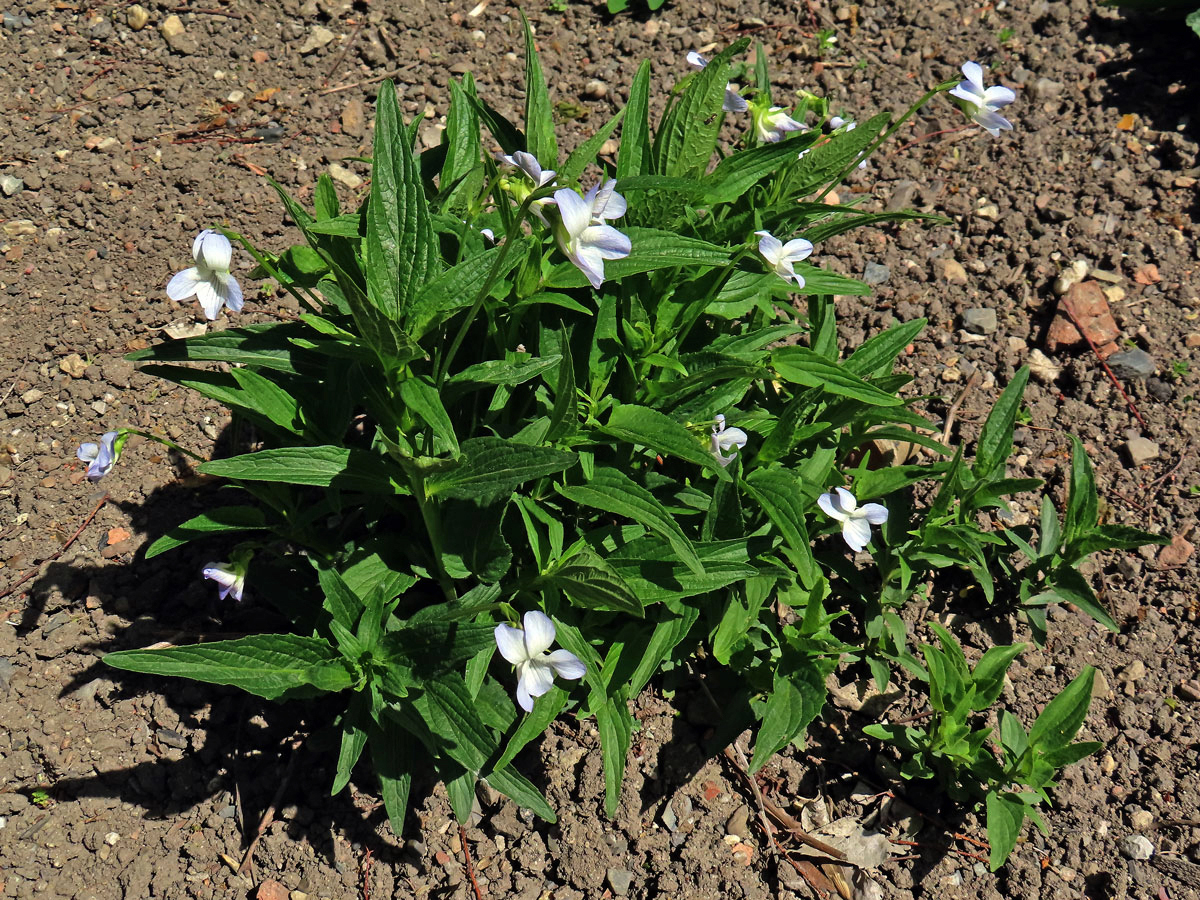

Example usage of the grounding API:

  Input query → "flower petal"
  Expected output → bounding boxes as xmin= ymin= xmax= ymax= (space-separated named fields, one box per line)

xmin=949 ymin=84 xmax=985 ymax=107
xmin=76 ymin=442 xmax=99 ymax=463
xmin=518 ymin=661 xmax=556 ymax=705
xmin=166 ymin=267 xmax=202 ymax=302
xmin=723 ymin=88 xmax=748 ymax=113
xmin=192 ymin=229 xmax=213 ymax=260
xmin=546 ymin=649 xmax=586 ymax=681
xmin=515 ymin=677 xmax=535 ymax=713
xmin=834 ymin=486 xmax=858 ymax=514
xmin=961 ymin=61 xmax=985 ymax=91
xmin=842 ymin=516 xmax=872 ymax=552
xmin=580 ymin=224 xmax=631 ymax=260
xmin=522 ymin=610 xmax=557 ymax=656
xmin=591 ymin=179 xmax=627 ymax=221
xmin=781 ymin=238 xmax=814 ymax=264
xmin=973 ymin=109 xmax=1012 ymax=136
xmin=686 ymin=50 xmax=707 ymax=68
xmin=511 ymin=150 xmax=542 ymax=183
xmin=818 ymin=491 xmax=848 ymax=522
xmin=194 ymin=279 xmax=225 ymax=320
xmin=572 ymin=245 xmax=608 ymax=290
xmin=861 ymin=502 xmax=889 ymax=525
xmin=494 ymin=623 xmax=527 ymax=665
xmin=755 ymin=230 xmax=783 ymax=264
xmin=554 ymin=188 xmax=592 ymax=239
xmin=198 ymin=231 xmax=233 ymax=272
xmin=715 ymin=426 xmax=748 ymax=454
xmin=981 ymin=85 xmax=1016 ymax=109
xmin=221 ymin=273 xmax=245 ymax=313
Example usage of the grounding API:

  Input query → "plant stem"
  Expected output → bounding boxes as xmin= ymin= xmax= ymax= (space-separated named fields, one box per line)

xmin=816 ymin=80 xmax=956 ymax=203
xmin=410 ymin=474 xmax=457 ymax=602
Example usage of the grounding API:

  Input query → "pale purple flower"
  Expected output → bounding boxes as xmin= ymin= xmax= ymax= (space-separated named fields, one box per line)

xmin=818 ymin=487 xmax=888 ymax=552
xmin=202 ymin=560 xmax=247 ymax=602
xmin=710 ymin=414 xmax=748 ymax=467
xmin=949 ymin=61 xmax=1016 ymax=137
xmin=753 ymin=105 xmax=807 ymax=143
xmin=494 ymin=611 xmax=586 ymax=712
xmin=755 ymin=230 xmax=813 ymax=288
xmin=498 ymin=151 xmax=557 ymax=223
xmin=686 ymin=50 xmax=748 ymax=113
xmin=76 ymin=430 xmax=121 ymax=481
xmin=550 ymin=182 xmax=631 ymax=290
xmin=166 ymin=230 xmax=244 ymax=321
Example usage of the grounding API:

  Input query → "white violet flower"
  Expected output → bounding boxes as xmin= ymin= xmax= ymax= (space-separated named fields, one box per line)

xmin=166 ymin=229 xmax=244 ymax=321
xmin=494 ymin=611 xmax=586 ymax=712
xmin=498 ymin=150 xmax=557 ymax=222
xmin=710 ymin=413 xmax=748 ymax=467
xmin=753 ymin=104 xmax=807 ymax=143
xmin=818 ymin=487 xmax=888 ymax=552
xmin=76 ymin=430 xmax=122 ymax=481
xmin=755 ymin=230 xmax=813 ymax=288
xmin=948 ymin=61 xmax=1016 ymax=137
xmin=202 ymin=559 xmax=247 ymax=602
xmin=686 ymin=50 xmax=749 ymax=113
xmin=551 ymin=181 xmax=631 ymax=290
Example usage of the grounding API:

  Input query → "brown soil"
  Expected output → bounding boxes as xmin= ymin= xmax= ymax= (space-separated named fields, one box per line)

xmin=1 ymin=0 xmax=1199 ymax=898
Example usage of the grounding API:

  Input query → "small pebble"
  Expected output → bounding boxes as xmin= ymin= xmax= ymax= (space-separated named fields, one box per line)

xmin=1106 ymin=348 xmax=1156 ymax=380
xmin=1120 ymin=834 xmax=1154 ymax=860
xmin=961 ymin=308 xmax=997 ymax=334
xmin=606 ymin=867 xmax=633 ymax=896
xmin=126 ymin=4 xmax=149 ymax=30
xmin=1123 ymin=437 xmax=1159 ymax=467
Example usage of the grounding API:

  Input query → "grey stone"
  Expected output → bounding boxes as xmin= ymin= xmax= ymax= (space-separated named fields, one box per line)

xmin=1120 ymin=834 xmax=1154 ymax=860
xmin=1107 ymin=348 xmax=1155 ymax=380
xmin=863 ymin=262 xmax=891 ymax=285
xmin=1030 ymin=78 xmax=1064 ymax=101
xmin=1123 ymin=437 xmax=1159 ymax=467
xmin=156 ymin=728 xmax=188 ymax=750
xmin=886 ymin=180 xmax=918 ymax=212
xmin=606 ymin=868 xmax=633 ymax=896
xmin=0 ymin=174 xmax=22 ymax=196
xmin=961 ymin=308 xmax=998 ymax=334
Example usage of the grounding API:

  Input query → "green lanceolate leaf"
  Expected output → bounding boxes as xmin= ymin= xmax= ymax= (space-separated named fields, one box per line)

xmin=704 ymin=139 xmax=815 ymax=204
xmin=749 ymin=663 xmax=825 ymax=772
xmin=558 ymin=467 xmax=704 ymax=575
xmin=448 ymin=354 xmax=562 ymax=387
xmin=771 ymin=347 xmax=903 ymax=406
xmin=562 ymin=106 xmax=626 ymax=182
xmin=970 ymin=643 xmax=1026 ymax=711
xmin=985 ymin=791 xmax=1026 ymax=870
xmin=654 ymin=38 xmax=750 ymax=178
xmin=333 ymin=689 xmax=371 ymax=794
xmin=104 ymin=634 xmax=352 ymax=700
xmin=788 ymin=264 xmax=872 ymax=296
xmin=144 ymin=505 xmax=268 ymax=559
xmin=541 ymin=549 xmax=643 ymax=616
xmin=974 ymin=366 xmax=1029 ymax=481
xmin=1063 ymin=434 xmax=1099 ymax=543
xmin=229 ymin=368 xmax=303 ymax=434
xmin=316 ymin=561 xmax=366 ymax=634
xmin=426 ymin=437 xmax=577 ymax=502
xmin=125 ymin=322 xmax=307 ymax=374
xmin=597 ymin=693 xmax=634 ymax=817
xmin=410 ymin=241 xmax=529 ymax=337
xmin=1028 ymin=666 xmax=1096 ymax=752
xmin=617 ymin=60 xmax=652 ymax=179
xmin=742 ymin=468 xmax=818 ymax=586
xmin=544 ymin=228 xmax=731 ymax=288
xmin=200 ymin=446 xmax=401 ymax=494
xmin=844 ymin=318 xmax=927 ymax=378
xmin=599 ymin=402 xmax=731 ymax=481
xmin=398 ymin=375 xmax=460 ymax=457
xmin=442 ymin=77 xmax=484 ymax=212
xmin=1034 ymin=564 xmax=1117 ymax=632
xmin=371 ymin=713 xmax=416 ymax=835
xmin=791 ymin=111 xmax=889 ymax=195
xmin=520 ymin=12 xmax=558 ymax=168
xmin=366 ymin=80 xmax=439 ymax=323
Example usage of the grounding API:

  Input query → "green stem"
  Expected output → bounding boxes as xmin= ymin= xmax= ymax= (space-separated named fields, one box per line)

xmin=816 ymin=80 xmax=956 ymax=203
xmin=118 ymin=427 xmax=205 ymax=462
xmin=436 ymin=186 xmax=554 ymax=388
xmin=411 ymin=474 xmax=457 ymax=603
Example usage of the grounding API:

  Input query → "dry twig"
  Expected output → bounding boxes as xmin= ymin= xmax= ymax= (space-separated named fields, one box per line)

xmin=0 ymin=492 xmax=109 ymax=601
xmin=237 ymin=738 xmax=303 ymax=875
xmin=1060 ymin=296 xmax=1148 ymax=429
xmin=460 ymin=824 xmax=485 ymax=900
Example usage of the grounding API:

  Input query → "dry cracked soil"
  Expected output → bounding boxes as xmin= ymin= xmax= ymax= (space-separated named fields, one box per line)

xmin=1 ymin=0 xmax=1199 ymax=898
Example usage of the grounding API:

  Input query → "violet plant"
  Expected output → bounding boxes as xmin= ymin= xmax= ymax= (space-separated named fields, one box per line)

xmin=86 ymin=29 xmax=1163 ymax=867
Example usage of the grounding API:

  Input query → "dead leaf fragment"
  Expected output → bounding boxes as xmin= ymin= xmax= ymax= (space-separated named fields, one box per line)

xmin=1117 ymin=113 xmax=1136 ymax=131
xmin=815 ymin=817 xmax=894 ymax=869
xmin=1133 ymin=263 xmax=1161 ymax=285
xmin=106 ymin=527 xmax=131 ymax=545
xmin=1046 ymin=281 xmax=1121 ymax=358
